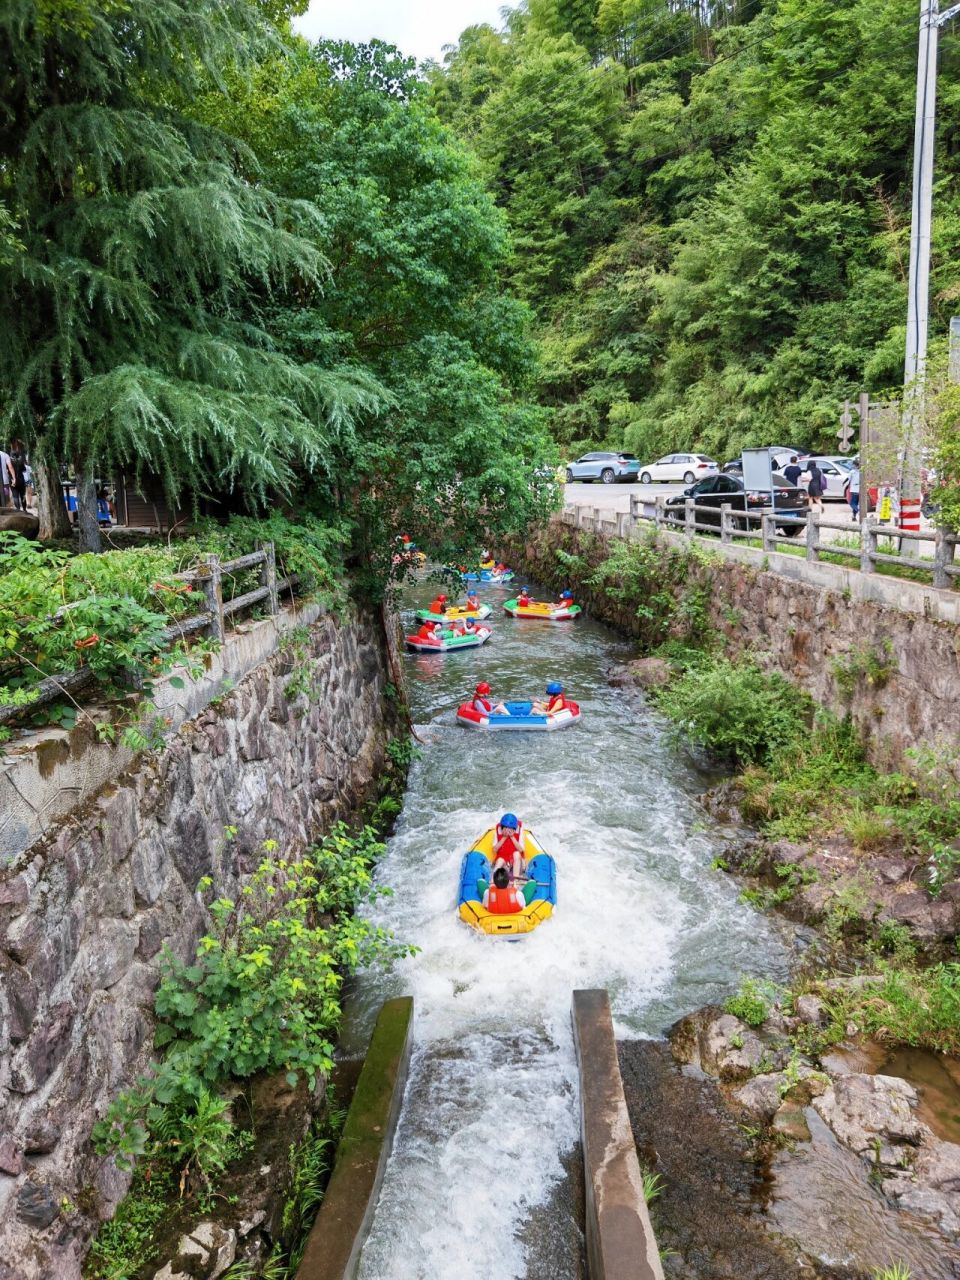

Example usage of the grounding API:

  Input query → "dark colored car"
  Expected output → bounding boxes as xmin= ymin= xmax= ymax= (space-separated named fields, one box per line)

xmin=664 ymin=473 xmax=808 ymax=534
xmin=721 ymin=458 xmax=743 ymax=476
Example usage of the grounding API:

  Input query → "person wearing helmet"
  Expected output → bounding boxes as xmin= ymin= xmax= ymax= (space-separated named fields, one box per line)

xmin=472 ymin=681 xmax=509 ymax=717
xmin=415 ymin=622 xmax=442 ymax=642
xmin=428 ymin=592 xmax=448 ymax=616
xmin=533 ymin=682 xmax=569 ymax=715
xmin=556 ymin=589 xmax=574 ymax=610
xmin=517 ymin=586 xmax=532 ymax=608
xmin=465 ymin=590 xmax=481 ymax=612
xmin=492 ymin=812 xmax=525 ymax=881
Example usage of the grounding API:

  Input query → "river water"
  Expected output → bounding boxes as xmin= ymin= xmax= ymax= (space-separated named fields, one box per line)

xmin=343 ymin=576 xmax=792 ymax=1280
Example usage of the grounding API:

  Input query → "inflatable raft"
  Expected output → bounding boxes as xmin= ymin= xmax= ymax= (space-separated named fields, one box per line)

xmin=461 ymin=569 xmax=514 ymax=584
xmin=456 ymin=699 xmax=581 ymax=731
xmin=457 ymin=827 xmax=557 ymax=936
xmin=415 ymin=603 xmax=492 ymax=624
xmin=406 ymin=626 xmax=492 ymax=653
xmin=503 ymin=598 xmax=582 ymax=621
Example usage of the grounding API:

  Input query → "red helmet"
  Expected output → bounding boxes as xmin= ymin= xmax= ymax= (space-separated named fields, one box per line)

xmin=475 ymin=682 xmax=491 ymax=695
xmin=438 ymin=594 xmax=447 ymax=602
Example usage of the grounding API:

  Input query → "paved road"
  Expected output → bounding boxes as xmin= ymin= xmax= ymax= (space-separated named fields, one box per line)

xmin=563 ymin=480 xmax=685 ymax=513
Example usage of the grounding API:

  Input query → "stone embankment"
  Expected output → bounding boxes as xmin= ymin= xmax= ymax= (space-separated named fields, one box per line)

xmin=0 ymin=604 xmax=400 ymax=1279
xmin=509 ymin=519 xmax=960 ymax=774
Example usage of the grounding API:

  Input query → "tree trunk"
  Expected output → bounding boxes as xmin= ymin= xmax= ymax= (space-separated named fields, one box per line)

xmin=34 ymin=451 xmax=71 ymax=542
xmin=75 ymin=457 xmax=101 ymax=554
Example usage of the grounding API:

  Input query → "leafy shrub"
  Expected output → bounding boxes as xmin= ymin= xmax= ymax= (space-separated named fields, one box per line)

xmin=586 ymin=532 xmax=715 ymax=649
xmin=655 ymin=656 xmax=810 ymax=766
xmin=724 ymin=978 xmax=770 ymax=1028
xmin=93 ymin=826 xmax=415 ymax=1176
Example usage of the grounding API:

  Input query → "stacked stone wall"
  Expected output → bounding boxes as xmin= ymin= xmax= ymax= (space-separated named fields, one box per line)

xmin=509 ymin=521 xmax=960 ymax=770
xmin=0 ymin=606 xmax=396 ymax=1278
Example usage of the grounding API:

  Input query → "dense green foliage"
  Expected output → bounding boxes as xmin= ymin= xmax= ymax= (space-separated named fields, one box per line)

xmin=92 ymin=826 xmax=413 ymax=1178
xmin=431 ymin=0 xmax=960 ymax=463
xmin=655 ymin=654 xmax=811 ymax=765
xmin=1 ymin=2 xmax=554 ymax=569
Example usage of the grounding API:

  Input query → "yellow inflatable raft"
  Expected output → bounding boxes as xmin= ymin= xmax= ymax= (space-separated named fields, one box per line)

xmin=457 ymin=827 xmax=557 ymax=937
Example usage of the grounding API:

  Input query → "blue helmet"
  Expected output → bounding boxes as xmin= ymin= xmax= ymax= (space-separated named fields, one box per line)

xmin=521 ymin=586 xmax=530 ymax=593
xmin=546 ymin=681 xmax=563 ymax=695
xmin=499 ymin=812 xmax=519 ymax=830
xmin=561 ymin=590 xmax=572 ymax=599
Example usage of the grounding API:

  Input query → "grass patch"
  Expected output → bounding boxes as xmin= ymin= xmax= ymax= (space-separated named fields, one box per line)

xmin=85 ymin=1160 xmax=175 ymax=1279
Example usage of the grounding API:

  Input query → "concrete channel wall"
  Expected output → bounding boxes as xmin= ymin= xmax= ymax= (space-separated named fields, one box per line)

xmin=573 ymin=989 xmax=664 ymax=1280
xmin=297 ymin=997 xmax=414 ymax=1280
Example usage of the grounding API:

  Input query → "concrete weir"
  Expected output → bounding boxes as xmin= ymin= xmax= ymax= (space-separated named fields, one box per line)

xmin=573 ymin=989 xmax=665 ymax=1280
xmin=297 ymin=996 xmax=414 ymax=1280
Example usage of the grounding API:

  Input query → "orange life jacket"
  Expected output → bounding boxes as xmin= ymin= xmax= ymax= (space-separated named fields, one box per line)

xmin=429 ymin=598 xmax=446 ymax=615
xmin=547 ymin=695 xmax=567 ymax=714
xmin=488 ymin=885 xmax=522 ymax=914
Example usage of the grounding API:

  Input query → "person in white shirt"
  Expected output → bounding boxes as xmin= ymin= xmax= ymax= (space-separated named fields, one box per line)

xmin=0 ymin=451 xmax=15 ymax=507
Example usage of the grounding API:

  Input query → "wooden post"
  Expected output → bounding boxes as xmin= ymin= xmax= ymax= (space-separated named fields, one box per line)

xmin=933 ymin=525 xmax=955 ymax=589
xmin=200 ymin=553 xmax=224 ymax=643
xmin=654 ymin=496 xmax=665 ymax=530
xmin=684 ymin=498 xmax=695 ymax=537
xmin=861 ymin=518 xmax=878 ymax=575
xmin=720 ymin=502 xmax=732 ymax=545
xmin=761 ymin=513 xmax=776 ymax=554
xmin=805 ymin=510 xmax=819 ymax=563
xmin=259 ymin=540 xmax=280 ymax=615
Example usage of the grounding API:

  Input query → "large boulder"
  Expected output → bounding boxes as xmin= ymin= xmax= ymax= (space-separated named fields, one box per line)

xmin=813 ymin=1073 xmax=926 ymax=1169
xmin=0 ymin=510 xmax=39 ymax=539
xmin=673 ymin=1010 xmax=767 ymax=1082
xmin=882 ymin=1138 xmax=960 ymax=1239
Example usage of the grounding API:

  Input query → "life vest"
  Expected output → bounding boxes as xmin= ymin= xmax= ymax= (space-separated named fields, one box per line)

xmin=428 ymin=598 xmax=447 ymax=615
xmin=518 ymin=595 xmax=531 ymax=607
xmin=494 ymin=823 xmax=523 ymax=859
xmin=487 ymin=885 xmax=522 ymax=914
xmin=474 ymin=697 xmax=492 ymax=714
xmin=547 ymin=695 xmax=567 ymax=714
xmin=417 ymin=624 xmax=436 ymax=640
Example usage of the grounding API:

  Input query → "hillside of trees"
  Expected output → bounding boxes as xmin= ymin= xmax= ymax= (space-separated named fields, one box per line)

xmin=428 ymin=0 xmax=960 ymax=463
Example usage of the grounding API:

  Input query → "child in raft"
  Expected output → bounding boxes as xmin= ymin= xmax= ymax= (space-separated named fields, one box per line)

xmin=491 ymin=812 xmax=525 ymax=881
xmin=517 ymin=586 xmax=532 ymax=607
xmin=532 ymin=682 xmax=571 ymax=715
xmin=427 ymin=592 xmax=448 ymax=616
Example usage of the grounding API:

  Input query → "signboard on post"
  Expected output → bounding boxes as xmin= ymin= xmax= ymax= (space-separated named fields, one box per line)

xmin=741 ymin=448 xmax=775 ymax=493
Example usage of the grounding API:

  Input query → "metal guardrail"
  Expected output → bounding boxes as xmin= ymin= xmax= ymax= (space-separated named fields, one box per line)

xmin=0 ymin=540 xmax=301 ymax=727
xmin=563 ymin=498 xmax=960 ymax=590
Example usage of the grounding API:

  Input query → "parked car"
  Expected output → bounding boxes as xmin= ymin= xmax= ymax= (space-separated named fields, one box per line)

xmin=565 ymin=451 xmax=641 ymax=484
xmin=664 ymin=473 xmax=808 ymax=533
xmin=638 ymin=453 xmax=718 ymax=484
xmin=723 ymin=447 xmax=809 ymax=476
xmin=721 ymin=458 xmax=743 ymax=476
xmin=802 ymin=455 xmax=854 ymax=501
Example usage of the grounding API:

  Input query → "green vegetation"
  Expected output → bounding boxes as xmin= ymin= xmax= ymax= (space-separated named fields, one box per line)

xmin=655 ymin=655 xmax=811 ymax=766
xmin=724 ymin=978 xmax=771 ymax=1028
xmin=830 ymin=639 xmax=897 ymax=698
xmin=85 ymin=1159 xmax=177 ymax=1279
xmin=431 ymin=0 xmax=956 ymax=467
xmin=874 ymin=1264 xmax=912 ymax=1280
xmin=92 ymin=826 xmax=414 ymax=1182
xmin=823 ymin=964 xmax=960 ymax=1057
xmin=1 ymin=2 xmax=554 ymax=562
xmin=736 ymin=720 xmax=960 ymax=892
xmin=586 ymin=530 xmax=715 ymax=649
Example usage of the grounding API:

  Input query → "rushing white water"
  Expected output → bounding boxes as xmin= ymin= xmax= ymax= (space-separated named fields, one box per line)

xmin=347 ymin=577 xmax=791 ymax=1280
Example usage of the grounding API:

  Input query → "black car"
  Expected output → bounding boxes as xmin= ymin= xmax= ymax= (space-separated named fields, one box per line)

xmin=664 ymin=473 xmax=807 ymax=534
xmin=721 ymin=459 xmax=743 ymax=476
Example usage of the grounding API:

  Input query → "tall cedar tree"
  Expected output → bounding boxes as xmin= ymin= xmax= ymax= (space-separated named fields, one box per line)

xmin=0 ymin=0 xmax=383 ymax=547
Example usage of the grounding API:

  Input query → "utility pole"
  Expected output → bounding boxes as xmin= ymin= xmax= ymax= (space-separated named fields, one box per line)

xmin=902 ymin=0 xmax=960 ymax=517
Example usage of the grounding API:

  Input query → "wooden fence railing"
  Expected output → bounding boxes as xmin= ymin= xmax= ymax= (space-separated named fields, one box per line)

xmin=0 ymin=541 xmax=300 ymax=727
xmin=562 ymin=499 xmax=960 ymax=590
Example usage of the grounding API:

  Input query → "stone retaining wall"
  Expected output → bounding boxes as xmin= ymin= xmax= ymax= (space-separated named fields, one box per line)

xmin=508 ymin=520 xmax=960 ymax=773
xmin=0 ymin=605 xmax=398 ymax=1279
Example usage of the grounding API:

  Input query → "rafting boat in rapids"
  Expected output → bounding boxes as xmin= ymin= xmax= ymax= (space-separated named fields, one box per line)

xmin=405 ymin=625 xmax=492 ymax=653
xmin=461 ymin=568 xmax=515 ymax=584
xmin=457 ymin=826 xmax=557 ymax=936
xmin=415 ymin=603 xmax=492 ymax=624
xmin=503 ymin=597 xmax=582 ymax=621
xmin=456 ymin=699 xmax=581 ymax=731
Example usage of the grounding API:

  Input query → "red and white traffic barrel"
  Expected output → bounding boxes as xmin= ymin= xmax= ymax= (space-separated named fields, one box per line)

xmin=900 ymin=496 xmax=921 ymax=532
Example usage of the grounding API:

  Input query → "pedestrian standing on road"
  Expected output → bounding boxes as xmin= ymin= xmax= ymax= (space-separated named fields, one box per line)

xmin=783 ymin=456 xmax=803 ymax=486
xmin=847 ymin=464 xmax=860 ymax=520
xmin=806 ymin=461 xmax=825 ymax=514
